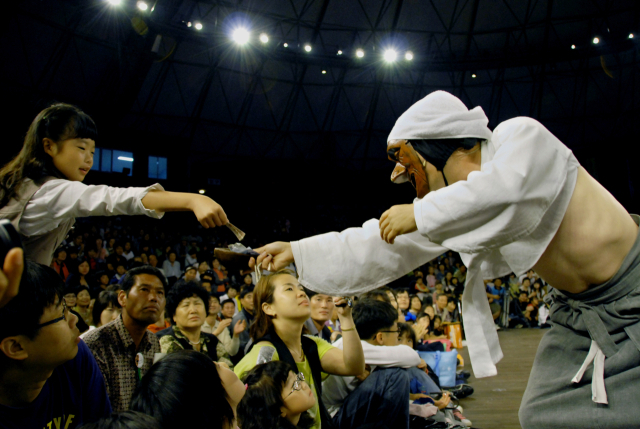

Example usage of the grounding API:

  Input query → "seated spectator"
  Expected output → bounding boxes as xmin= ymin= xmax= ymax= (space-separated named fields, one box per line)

xmin=408 ymin=294 xmax=423 ymax=319
xmin=303 ymin=288 xmax=334 ymax=342
xmin=431 ymin=315 xmax=445 ymax=338
xmin=202 ymin=294 xmax=245 ymax=358
xmin=147 ymin=254 xmax=161 ymax=272
xmin=443 ymin=271 xmax=454 ymax=288
xmin=242 ymin=274 xmax=254 ymax=290
xmin=323 ymin=299 xmax=419 ymax=428
xmin=106 ymin=244 xmax=126 ymax=274
xmin=183 ymin=265 xmax=197 ymax=283
xmin=66 ymin=258 xmax=94 ymax=290
xmin=161 ymin=251 xmax=181 ymax=286
xmin=486 ymin=278 xmax=506 ymax=324
xmin=432 ymin=293 xmax=451 ymax=322
xmin=200 ymin=278 xmax=212 ymax=293
xmin=51 ymin=247 xmax=70 ymax=280
xmin=93 ymin=271 xmax=112 ymax=296
xmin=238 ymin=361 xmax=315 ymax=429
xmin=520 ymin=277 xmax=532 ymax=295
xmin=83 ymin=266 xmax=166 ymax=412
xmin=396 ymin=288 xmax=410 ymax=318
xmin=185 ymin=248 xmax=198 ymax=268
xmin=63 ymin=285 xmax=77 ymax=308
xmin=146 ymin=309 xmax=171 ymax=334
xmin=425 ymin=266 xmax=437 ymax=289
xmin=413 ymin=276 xmax=429 ymax=297
xmin=110 ymin=262 xmax=127 ymax=285
xmin=212 ymin=258 xmax=229 ymax=293
xmin=130 ymin=350 xmax=244 ymax=429
xmin=157 ymin=281 xmax=233 ymax=367
xmin=73 ymin=284 xmax=94 ymax=327
xmin=122 ymin=241 xmax=135 ymax=261
xmin=95 ymin=238 xmax=109 ymax=262
xmin=360 ymin=289 xmax=392 ymax=304
xmin=90 ymin=290 xmax=122 ymax=329
xmin=435 ymin=264 xmax=446 ymax=282
xmin=195 ymin=261 xmax=209 ymax=281
xmin=78 ymin=411 xmax=161 ymax=429
xmin=446 ymin=298 xmax=460 ymax=323
xmin=220 ymin=298 xmax=236 ymax=320
xmin=0 ymin=260 xmax=111 ymax=426
xmin=230 ymin=286 xmax=255 ymax=359
xmin=219 ymin=283 xmax=240 ymax=314
xmin=529 ymin=279 xmax=547 ymax=301
xmin=431 ymin=282 xmax=445 ymax=303
xmin=509 ymin=291 xmax=531 ymax=328
xmin=234 ymin=270 xmax=364 ymax=429
xmin=453 ymin=265 xmax=467 ymax=285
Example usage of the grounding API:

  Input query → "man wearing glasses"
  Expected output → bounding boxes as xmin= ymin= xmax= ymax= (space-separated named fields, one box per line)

xmin=0 ymin=259 xmax=111 ymax=427
xmin=322 ymin=299 xmax=422 ymax=428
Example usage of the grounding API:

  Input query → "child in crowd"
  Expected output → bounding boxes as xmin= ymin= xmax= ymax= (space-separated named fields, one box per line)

xmin=0 ymin=103 xmax=230 ymax=266
xmin=238 ymin=361 xmax=316 ymax=429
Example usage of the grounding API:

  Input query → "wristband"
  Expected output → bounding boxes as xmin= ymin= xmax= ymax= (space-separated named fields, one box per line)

xmin=341 ymin=327 xmax=356 ymax=332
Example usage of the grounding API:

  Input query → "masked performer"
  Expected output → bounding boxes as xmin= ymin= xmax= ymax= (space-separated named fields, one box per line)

xmin=252 ymin=90 xmax=640 ymax=429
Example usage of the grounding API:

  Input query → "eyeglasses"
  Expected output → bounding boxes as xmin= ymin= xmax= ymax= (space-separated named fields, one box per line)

xmin=285 ymin=372 xmax=306 ymax=398
xmin=37 ymin=300 xmax=68 ymax=328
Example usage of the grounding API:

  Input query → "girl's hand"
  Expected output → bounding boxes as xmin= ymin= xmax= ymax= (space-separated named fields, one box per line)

xmin=214 ymin=318 xmax=232 ymax=336
xmin=334 ymin=297 xmax=353 ymax=318
xmin=434 ymin=392 xmax=451 ymax=409
xmin=249 ymin=242 xmax=294 ymax=271
xmin=233 ymin=319 xmax=247 ymax=337
xmin=191 ymin=195 xmax=228 ymax=228
xmin=379 ymin=204 xmax=417 ymax=244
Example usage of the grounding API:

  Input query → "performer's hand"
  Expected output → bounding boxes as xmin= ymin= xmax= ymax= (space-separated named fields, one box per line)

xmin=191 ymin=195 xmax=229 ymax=228
xmin=0 ymin=248 xmax=23 ymax=308
xmin=379 ymin=204 xmax=417 ymax=244
xmin=250 ymin=242 xmax=293 ymax=271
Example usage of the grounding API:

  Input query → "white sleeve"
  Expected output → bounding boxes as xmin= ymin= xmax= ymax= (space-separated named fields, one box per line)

xmin=363 ymin=343 xmax=421 ymax=368
xmin=291 ymin=219 xmax=447 ymax=296
xmin=20 ymin=179 xmax=165 ymax=237
xmin=413 ymin=117 xmax=575 ymax=254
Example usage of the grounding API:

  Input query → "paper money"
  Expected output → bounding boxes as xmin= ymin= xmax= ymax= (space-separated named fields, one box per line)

xmin=226 ymin=223 xmax=246 ymax=241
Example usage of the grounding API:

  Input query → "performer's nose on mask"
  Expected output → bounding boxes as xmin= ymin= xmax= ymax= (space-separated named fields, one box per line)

xmin=387 ymin=140 xmax=430 ymax=199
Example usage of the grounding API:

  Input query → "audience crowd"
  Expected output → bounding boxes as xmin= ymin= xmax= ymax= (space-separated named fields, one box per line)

xmin=0 ymin=213 xmax=554 ymax=429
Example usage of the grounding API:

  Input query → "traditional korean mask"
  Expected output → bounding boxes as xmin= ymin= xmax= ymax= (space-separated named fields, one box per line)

xmin=387 ymin=140 xmax=430 ymax=198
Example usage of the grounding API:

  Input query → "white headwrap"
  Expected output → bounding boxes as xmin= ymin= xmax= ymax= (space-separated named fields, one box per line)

xmin=388 ymin=91 xmax=493 ymax=142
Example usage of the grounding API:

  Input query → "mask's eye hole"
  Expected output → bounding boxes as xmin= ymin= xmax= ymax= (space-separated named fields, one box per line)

xmin=387 ymin=148 xmax=400 ymax=161
xmin=409 ymin=174 xmax=417 ymax=188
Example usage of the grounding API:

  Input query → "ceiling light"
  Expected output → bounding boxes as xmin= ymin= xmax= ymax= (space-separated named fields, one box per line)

xmin=283 ymin=42 xmax=288 ymax=48
xmin=187 ymin=22 xmax=192 ymax=27
xmin=337 ymin=50 xmax=343 ymax=55
xmin=136 ymin=1 xmax=148 ymax=11
xmin=571 ymin=44 xmax=576 ymax=49
xmin=471 ymin=73 xmax=477 ymax=78
xmin=198 ymin=189 xmax=206 ymax=194
xmin=405 ymin=51 xmax=414 ymax=61
xmin=232 ymin=27 xmax=250 ymax=44
xmin=629 ymin=33 xmax=635 ymax=39
xmin=355 ymin=49 xmax=365 ymax=58
xmin=259 ymin=33 xmax=269 ymax=44
xmin=384 ymin=49 xmax=398 ymax=63
xmin=106 ymin=0 xmax=122 ymax=5
xmin=322 ymin=70 xmax=327 ymax=74
xmin=118 ymin=156 xmax=134 ymax=162
xmin=304 ymin=44 xmax=312 ymax=52
xmin=592 ymin=37 xmax=600 ymax=44
xmin=194 ymin=22 xmax=203 ymax=31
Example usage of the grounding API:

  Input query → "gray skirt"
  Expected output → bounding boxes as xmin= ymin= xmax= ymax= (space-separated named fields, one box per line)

xmin=520 ymin=215 xmax=640 ymax=429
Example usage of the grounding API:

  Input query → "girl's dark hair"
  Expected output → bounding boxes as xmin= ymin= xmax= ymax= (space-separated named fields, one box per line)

xmin=165 ymin=281 xmax=210 ymax=322
xmin=238 ymin=361 xmax=314 ymax=429
xmin=77 ymin=411 xmax=161 ymax=429
xmin=130 ymin=350 xmax=234 ymax=429
xmin=250 ymin=269 xmax=296 ymax=341
xmin=0 ymin=103 xmax=97 ymax=206
xmin=397 ymin=322 xmax=416 ymax=348
xmin=92 ymin=290 xmax=121 ymax=328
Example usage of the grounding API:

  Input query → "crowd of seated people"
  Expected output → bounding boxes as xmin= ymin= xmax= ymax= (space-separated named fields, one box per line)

xmin=0 ymin=210 xmax=556 ymax=429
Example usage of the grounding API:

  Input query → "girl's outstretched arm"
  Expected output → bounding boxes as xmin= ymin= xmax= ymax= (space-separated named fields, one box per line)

xmin=142 ymin=190 xmax=228 ymax=228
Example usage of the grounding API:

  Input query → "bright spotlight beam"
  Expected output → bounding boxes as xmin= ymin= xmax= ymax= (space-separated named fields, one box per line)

xmin=232 ymin=28 xmax=250 ymax=45
xmin=355 ymin=49 xmax=365 ymax=58
xmin=304 ymin=44 xmax=312 ymax=52
xmin=137 ymin=1 xmax=148 ymax=11
xmin=194 ymin=22 xmax=203 ymax=31
xmin=405 ymin=51 xmax=413 ymax=61
xmin=106 ymin=0 xmax=122 ymax=5
xmin=384 ymin=49 xmax=398 ymax=63
xmin=259 ymin=33 xmax=269 ymax=44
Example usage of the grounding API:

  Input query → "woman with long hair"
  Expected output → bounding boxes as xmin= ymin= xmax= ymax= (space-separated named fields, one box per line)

xmin=0 ymin=103 xmax=229 ymax=266
xmin=234 ymin=270 xmax=364 ymax=429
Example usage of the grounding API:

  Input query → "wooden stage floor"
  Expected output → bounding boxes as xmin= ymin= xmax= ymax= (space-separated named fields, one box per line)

xmin=457 ymin=329 xmax=546 ymax=429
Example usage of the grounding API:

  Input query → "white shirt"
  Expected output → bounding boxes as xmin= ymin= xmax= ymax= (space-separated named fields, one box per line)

xmin=322 ymin=338 xmax=421 ymax=416
xmin=292 ymin=117 xmax=580 ymax=378
xmin=19 ymin=179 xmax=164 ymax=237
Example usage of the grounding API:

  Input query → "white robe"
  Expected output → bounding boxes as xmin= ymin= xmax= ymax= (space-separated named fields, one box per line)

xmin=291 ymin=117 xmax=580 ymax=378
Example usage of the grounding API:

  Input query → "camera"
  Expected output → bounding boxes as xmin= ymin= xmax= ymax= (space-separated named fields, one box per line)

xmin=0 ymin=219 xmax=22 ymax=267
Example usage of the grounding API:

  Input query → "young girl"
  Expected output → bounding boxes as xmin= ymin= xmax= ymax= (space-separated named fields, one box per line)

xmin=238 ymin=361 xmax=316 ymax=429
xmin=233 ymin=270 xmax=364 ymax=429
xmin=0 ymin=103 xmax=230 ymax=266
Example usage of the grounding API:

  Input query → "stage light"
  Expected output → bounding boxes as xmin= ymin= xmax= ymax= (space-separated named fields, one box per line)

xmin=629 ymin=33 xmax=635 ymax=39
xmin=198 ymin=189 xmax=206 ymax=194
xmin=259 ymin=33 xmax=269 ymax=44
xmin=571 ymin=44 xmax=576 ymax=49
xmin=283 ymin=42 xmax=289 ymax=48
xmin=355 ymin=49 xmax=365 ymax=58
xmin=106 ymin=0 xmax=122 ymax=5
xmin=118 ymin=156 xmax=134 ymax=162
xmin=405 ymin=51 xmax=414 ymax=61
xmin=194 ymin=22 xmax=203 ymax=31
xmin=137 ymin=1 xmax=148 ymax=11
xmin=187 ymin=22 xmax=192 ymax=27
xmin=471 ymin=73 xmax=477 ymax=78
xmin=232 ymin=27 xmax=249 ymax=44
xmin=384 ymin=49 xmax=398 ymax=63
xmin=592 ymin=37 xmax=600 ymax=44
xmin=322 ymin=70 xmax=327 ymax=74
xmin=337 ymin=50 xmax=343 ymax=55
xmin=304 ymin=44 xmax=312 ymax=52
